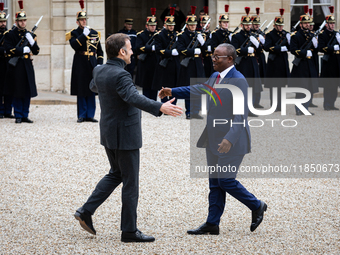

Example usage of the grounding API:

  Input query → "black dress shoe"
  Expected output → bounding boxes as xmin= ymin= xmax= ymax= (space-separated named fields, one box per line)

xmin=4 ymin=114 xmax=15 ymax=118
xmin=248 ymin=112 xmax=258 ymax=117
xmin=74 ymin=209 xmax=96 ymax=235
xmin=330 ymin=106 xmax=339 ymax=110
xmin=77 ymin=117 xmax=85 ymax=123
xmin=121 ymin=229 xmax=155 ymax=242
xmin=22 ymin=117 xmax=33 ymax=123
xmin=0 ymin=115 xmax=3 ymax=118
xmin=251 ymin=200 xmax=267 ymax=232
xmin=254 ymin=104 xmax=264 ymax=109
xmin=296 ymin=110 xmax=303 ymax=116
xmin=15 ymin=118 xmax=22 ymax=123
xmin=187 ymin=222 xmax=219 ymax=235
xmin=186 ymin=113 xmax=190 ymax=119
xmin=86 ymin=118 xmax=98 ymax=122
xmin=190 ymin=114 xmax=204 ymax=119
xmin=309 ymin=103 xmax=318 ymax=108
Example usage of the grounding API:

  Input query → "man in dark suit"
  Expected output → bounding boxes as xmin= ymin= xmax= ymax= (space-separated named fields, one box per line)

xmin=159 ymin=43 xmax=267 ymax=235
xmin=66 ymin=0 xmax=103 ymax=123
xmin=74 ymin=33 xmax=182 ymax=242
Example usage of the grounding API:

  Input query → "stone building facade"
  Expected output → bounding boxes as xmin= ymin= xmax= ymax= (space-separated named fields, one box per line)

xmin=4 ymin=0 xmax=337 ymax=94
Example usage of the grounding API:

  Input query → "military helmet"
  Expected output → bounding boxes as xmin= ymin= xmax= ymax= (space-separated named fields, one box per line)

xmin=165 ymin=7 xmax=176 ymax=25
xmin=299 ymin=5 xmax=310 ymax=23
xmin=219 ymin=5 xmax=229 ymax=23
xmin=15 ymin=0 xmax=27 ymax=21
xmin=76 ymin=0 xmax=87 ymax=20
xmin=201 ymin=6 xmax=209 ymax=24
xmin=186 ymin=6 xmax=197 ymax=25
xmin=146 ymin=8 xmax=157 ymax=25
xmin=251 ymin=8 xmax=261 ymax=25
xmin=325 ymin=6 xmax=335 ymax=23
xmin=0 ymin=2 xmax=7 ymax=22
xmin=274 ymin=8 xmax=285 ymax=25
xmin=125 ymin=18 xmax=133 ymax=25
xmin=241 ymin=7 xmax=252 ymax=25
xmin=309 ymin=9 xmax=314 ymax=25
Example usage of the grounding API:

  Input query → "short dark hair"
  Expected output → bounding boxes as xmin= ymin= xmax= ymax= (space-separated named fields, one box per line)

xmin=218 ymin=43 xmax=237 ymax=63
xmin=105 ymin=33 xmax=130 ymax=59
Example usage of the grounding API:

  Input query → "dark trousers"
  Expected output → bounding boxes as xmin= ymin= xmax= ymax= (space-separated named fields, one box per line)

xmin=185 ymin=98 xmax=201 ymax=115
xmin=205 ymin=148 xmax=260 ymax=226
xmin=295 ymin=92 xmax=311 ymax=113
xmin=253 ymin=92 xmax=261 ymax=106
xmin=13 ymin=97 xmax=30 ymax=118
xmin=323 ymin=84 xmax=338 ymax=109
xmin=82 ymin=147 xmax=140 ymax=232
xmin=77 ymin=93 xmax=96 ymax=119
xmin=142 ymin=88 xmax=158 ymax=101
xmin=0 ymin=95 xmax=13 ymax=115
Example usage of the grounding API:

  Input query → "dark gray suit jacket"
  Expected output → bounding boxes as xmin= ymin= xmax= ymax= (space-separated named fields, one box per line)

xmin=90 ymin=58 xmax=162 ymax=150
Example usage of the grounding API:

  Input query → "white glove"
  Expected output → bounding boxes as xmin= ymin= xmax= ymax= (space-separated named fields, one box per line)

xmin=281 ymin=46 xmax=288 ymax=52
xmin=152 ymin=45 xmax=155 ymax=51
xmin=334 ymin=45 xmax=340 ymax=51
xmin=171 ymin=49 xmax=179 ymax=56
xmin=250 ymin=36 xmax=259 ymax=48
xmin=23 ymin=46 xmax=31 ymax=54
xmin=194 ymin=48 xmax=201 ymax=55
xmin=259 ymin=34 xmax=265 ymax=44
xmin=228 ymin=34 xmax=232 ymax=42
xmin=83 ymin=27 xmax=90 ymax=36
xmin=25 ymin=33 xmax=35 ymax=46
xmin=207 ymin=45 xmax=212 ymax=52
xmin=286 ymin=33 xmax=291 ymax=45
xmin=96 ymin=64 xmax=101 ymax=67
xmin=197 ymin=33 xmax=205 ymax=45
xmin=248 ymin=47 xmax=254 ymax=54
xmin=306 ymin=50 xmax=312 ymax=57
xmin=336 ymin=33 xmax=340 ymax=44
xmin=312 ymin=37 xmax=318 ymax=48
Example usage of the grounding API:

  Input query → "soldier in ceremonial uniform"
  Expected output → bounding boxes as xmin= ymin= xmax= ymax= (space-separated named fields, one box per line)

xmin=177 ymin=6 xmax=206 ymax=119
xmin=290 ymin=6 xmax=318 ymax=115
xmin=264 ymin=9 xmax=290 ymax=112
xmin=4 ymin=1 xmax=39 ymax=123
xmin=200 ymin=7 xmax=214 ymax=78
xmin=209 ymin=5 xmax=232 ymax=52
xmin=135 ymin=8 xmax=159 ymax=101
xmin=0 ymin=4 xmax=13 ymax=119
xmin=66 ymin=0 xmax=103 ymax=123
xmin=319 ymin=6 xmax=340 ymax=111
xmin=118 ymin=19 xmax=136 ymax=80
xmin=308 ymin=8 xmax=319 ymax=108
xmin=251 ymin=8 xmax=266 ymax=108
xmin=152 ymin=7 xmax=180 ymax=104
xmin=232 ymin=7 xmax=262 ymax=116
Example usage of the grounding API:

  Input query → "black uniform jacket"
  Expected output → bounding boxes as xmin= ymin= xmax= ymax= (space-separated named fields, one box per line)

xmin=264 ymin=28 xmax=290 ymax=87
xmin=68 ymin=26 xmax=103 ymax=97
xmin=135 ymin=29 xmax=159 ymax=89
xmin=176 ymin=29 xmax=206 ymax=86
xmin=4 ymin=26 xmax=39 ymax=98
xmin=152 ymin=28 xmax=180 ymax=89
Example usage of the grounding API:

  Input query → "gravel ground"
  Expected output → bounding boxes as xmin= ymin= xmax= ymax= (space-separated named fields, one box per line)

xmin=0 ymin=96 xmax=339 ymax=254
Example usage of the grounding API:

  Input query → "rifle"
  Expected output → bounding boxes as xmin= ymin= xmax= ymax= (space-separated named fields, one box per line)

xmin=322 ymin=29 xmax=340 ymax=62
xmin=235 ymin=20 xmax=269 ymax=65
xmin=138 ymin=30 xmax=160 ymax=62
xmin=159 ymin=24 xmax=185 ymax=68
xmin=180 ymin=20 xmax=210 ymax=67
xmin=9 ymin=16 xmax=43 ymax=67
xmin=292 ymin=20 xmax=326 ymax=67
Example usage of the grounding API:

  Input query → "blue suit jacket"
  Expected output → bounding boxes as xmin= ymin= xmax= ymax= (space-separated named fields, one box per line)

xmin=172 ymin=66 xmax=251 ymax=156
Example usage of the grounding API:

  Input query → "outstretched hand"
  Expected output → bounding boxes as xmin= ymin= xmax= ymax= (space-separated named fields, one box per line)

xmin=160 ymin=98 xmax=183 ymax=117
xmin=158 ymin=87 xmax=172 ymax=99
xmin=217 ymin=139 xmax=232 ymax=153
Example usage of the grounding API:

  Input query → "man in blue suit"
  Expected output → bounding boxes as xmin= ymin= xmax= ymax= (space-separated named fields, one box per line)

xmin=159 ymin=43 xmax=267 ymax=234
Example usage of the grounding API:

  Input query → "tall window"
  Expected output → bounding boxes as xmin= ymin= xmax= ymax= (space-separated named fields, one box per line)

xmin=291 ymin=0 xmax=334 ymax=30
